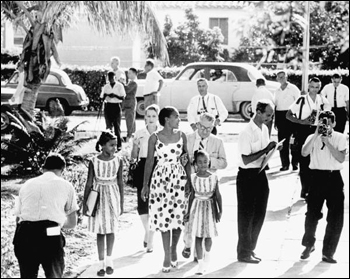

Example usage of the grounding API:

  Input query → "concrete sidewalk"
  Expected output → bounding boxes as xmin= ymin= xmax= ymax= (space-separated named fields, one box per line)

xmin=76 ymin=142 xmax=349 ymax=278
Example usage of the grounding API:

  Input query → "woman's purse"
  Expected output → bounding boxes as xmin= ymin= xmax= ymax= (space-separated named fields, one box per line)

xmin=85 ymin=187 xmax=99 ymax=217
xmin=128 ymin=160 xmax=139 ymax=187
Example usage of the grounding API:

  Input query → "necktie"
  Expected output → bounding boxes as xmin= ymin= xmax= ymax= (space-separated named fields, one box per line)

xmin=334 ymin=87 xmax=337 ymax=108
xmin=199 ymin=139 xmax=205 ymax=150
xmin=202 ymin=96 xmax=207 ymax=112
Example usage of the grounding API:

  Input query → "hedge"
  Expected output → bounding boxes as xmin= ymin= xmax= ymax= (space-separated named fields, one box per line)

xmin=1 ymin=63 xmax=348 ymax=111
xmin=1 ymin=48 xmax=21 ymax=65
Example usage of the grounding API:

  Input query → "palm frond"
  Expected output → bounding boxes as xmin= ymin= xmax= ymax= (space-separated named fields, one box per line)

xmin=55 ymin=137 xmax=94 ymax=157
xmin=68 ymin=120 xmax=89 ymax=134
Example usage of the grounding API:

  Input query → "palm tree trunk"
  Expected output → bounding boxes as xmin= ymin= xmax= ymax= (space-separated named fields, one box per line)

xmin=21 ymin=84 xmax=41 ymax=117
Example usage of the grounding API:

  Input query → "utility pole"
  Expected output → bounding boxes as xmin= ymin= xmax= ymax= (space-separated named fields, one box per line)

xmin=301 ymin=1 xmax=310 ymax=94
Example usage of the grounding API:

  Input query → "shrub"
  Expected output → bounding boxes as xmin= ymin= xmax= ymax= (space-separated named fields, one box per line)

xmin=1 ymin=48 xmax=21 ymax=65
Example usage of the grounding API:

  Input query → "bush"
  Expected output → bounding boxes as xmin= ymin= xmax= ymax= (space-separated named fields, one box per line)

xmin=261 ymin=68 xmax=349 ymax=90
xmin=1 ymin=48 xmax=21 ymax=65
xmin=1 ymin=64 xmax=16 ymax=82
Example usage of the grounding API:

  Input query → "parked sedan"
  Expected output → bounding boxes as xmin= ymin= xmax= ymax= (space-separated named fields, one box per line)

xmin=135 ymin=62 xmax=280 ymax=120
xmin=1 ymin=68 xmax=89 ymax=116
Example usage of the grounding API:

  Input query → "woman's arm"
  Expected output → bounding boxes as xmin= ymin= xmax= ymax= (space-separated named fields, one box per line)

xmin=117 ymin=158 xmax=124 ymax=215
xmin=130 ymin=137 xmax=140 ymax=162
xmin=141 ymin=134 xmax=157 ymax=201
xmin=82 ymin=160 xmax=95 ymax=215
xmin=181 ymin=133 xmax=192 ymax=197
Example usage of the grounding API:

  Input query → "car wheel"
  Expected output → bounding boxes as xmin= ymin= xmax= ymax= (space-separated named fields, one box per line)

xmin=1 ymin=111 xmax=11 ymax=134
xmin=240 ymin=102 xmax=252 ymax=121
xmin=136 ymin=99 xmax=145 ymax=117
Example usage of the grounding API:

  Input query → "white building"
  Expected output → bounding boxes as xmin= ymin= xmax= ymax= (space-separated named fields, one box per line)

xmin=2 ymin=1 xmax=250 ymax=67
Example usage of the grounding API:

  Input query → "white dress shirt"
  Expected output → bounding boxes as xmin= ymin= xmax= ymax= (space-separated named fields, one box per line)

xmin=15 ymin=172 xmax=78 ymax=227
xmin=238 ymin=120 xmax=270 ymax=169
xmin=187 ymin=93 xmax=229 ymax=125
xmin=321 ymin=83 xmax=349 ymax=108
xmin=100 ymin=82 xmax=126 ymax=103
xmin=304 ymin=132 xmax=347 ymax=170
xmin=143 ymin=68 xmax=164 ymax=96
xmin=275 ymin=83 xmax=301 ymax=111
xmin=289 ymin=94 xmax=331 ymax=121
xmin=133 ymin=126 xmax=159 ymax=158
xmin=251 ymin=86 xmax=275 ymax=113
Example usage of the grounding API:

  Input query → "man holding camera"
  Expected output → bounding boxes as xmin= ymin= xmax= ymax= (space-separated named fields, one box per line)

xmin=187 ymin=78 xmax=228 ymax=135
xmin=299 ymin=111 xmax=347 ymax=264
xmin=286 ymin=77 xmax=331 ymax=199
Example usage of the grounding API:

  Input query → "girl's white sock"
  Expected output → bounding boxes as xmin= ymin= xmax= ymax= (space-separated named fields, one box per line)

xmin=98 ymin=260 xmax=105 ymax=270
xmin=106 ymin=256 xmax=113 ymax=268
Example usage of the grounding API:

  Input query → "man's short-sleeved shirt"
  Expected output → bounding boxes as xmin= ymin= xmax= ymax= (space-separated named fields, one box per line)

xmin=15 ymin=172 xmax=78 ymax=227
xmin=274 ymin=83 xmax=301 ymax=111
xmin=321 ymin=83 xmax=349 ymax=108
xmin=289 ymin=94 xmax=330 ymax=121
xmin=238 ymin=120 xmax=270 ymax=169
xmin=305 ymin=131 xmax=347 ymax=170
xmin=100 ymin=82 xmax=126 ymax=103
xmin=144 ymin=69 xmax=163 ymax=96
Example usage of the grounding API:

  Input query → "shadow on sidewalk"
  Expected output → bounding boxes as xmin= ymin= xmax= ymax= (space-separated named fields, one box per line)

xmin=265 ymin=200 xmax=306 ymax=222
xmin=276 ymin=261 xmax=331 ymax=278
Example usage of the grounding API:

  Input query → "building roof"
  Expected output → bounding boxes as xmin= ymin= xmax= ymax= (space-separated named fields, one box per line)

xmin=153 ymin=1 xmax=250 ymax=9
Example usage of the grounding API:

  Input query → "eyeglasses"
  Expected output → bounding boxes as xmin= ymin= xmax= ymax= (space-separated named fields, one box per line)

xmin=198 ymin=123 xmax=213 ymax=132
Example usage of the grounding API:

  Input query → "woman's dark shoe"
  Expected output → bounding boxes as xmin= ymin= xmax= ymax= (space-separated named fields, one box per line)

xmin=143 ymin=241 xmax=147 ymax=248
xmin=182 ymin=247 xmax=191 ymax=259
xmin=97 ymin=269 xmax=105 ymax=276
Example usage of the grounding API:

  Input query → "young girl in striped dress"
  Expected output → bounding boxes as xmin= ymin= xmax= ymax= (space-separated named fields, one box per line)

xmin=83 ymin=131 xmax=124 ymax=276
xmin=186 ymin=150 xmax=222 ymax=275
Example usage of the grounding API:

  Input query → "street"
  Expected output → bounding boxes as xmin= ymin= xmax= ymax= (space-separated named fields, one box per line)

xmin=69 ymin=113 xmax=349 ymax=278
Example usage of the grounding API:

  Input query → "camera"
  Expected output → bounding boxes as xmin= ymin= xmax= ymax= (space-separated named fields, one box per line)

xmin=318 ymin=117 xmax=332 ymax=137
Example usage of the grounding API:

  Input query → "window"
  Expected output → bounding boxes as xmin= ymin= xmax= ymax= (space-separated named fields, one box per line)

xmin=209 ymin=18 xmax=228 ymax=45
xmin=44 ymin=74 xmax=59 ymax=85
xmin=209 ymin=69 xmax=237 ymax=82
xmin=178 ymin=68 xmax=205 ymax=81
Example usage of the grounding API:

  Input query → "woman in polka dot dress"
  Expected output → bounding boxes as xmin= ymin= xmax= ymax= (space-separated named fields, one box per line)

xmin=142 ymin=106 xmax=191 ymax=273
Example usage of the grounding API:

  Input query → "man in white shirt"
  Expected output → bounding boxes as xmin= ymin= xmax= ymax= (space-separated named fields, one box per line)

xmin=100 ymin=71 xmax=126 ymax=151
xmin=13 ymin=153 xmax=78 ymax=278
xmin=236 ymin=100 xmax=281 ymax=264
xmin=321 ymin=73 xmax=349 ymax=133
xmin=110 ymin=56 xmax=125 ymax=82
xmin=275 ymin=70 xmax=301 ymax=171
xmin=286 ymin=77 xmax=331 ymax=199
xmin=143 ymin=59 xmax=164 ymax=109
xmin=187 ymin=78 xmax=228 ymax=135
xmin=299 ymin=111 xmax=347 ymax=264
xmin=251 ymin=78 xmax=275 ymax=137
xmin=182 ymin=113 xmax=227 ymax=260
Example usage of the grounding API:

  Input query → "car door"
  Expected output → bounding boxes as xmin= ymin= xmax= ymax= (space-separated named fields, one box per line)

xmin=169 ymin=66 xmax=206 ymax=112
xmin=207 ymin=66 xmax=239 ymax=112
xmin=36 ymin=73 xmax=64 ymax=108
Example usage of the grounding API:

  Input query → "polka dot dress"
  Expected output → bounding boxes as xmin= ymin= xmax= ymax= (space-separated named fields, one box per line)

xmin=149 ymin=133 xmax=188 ymax=232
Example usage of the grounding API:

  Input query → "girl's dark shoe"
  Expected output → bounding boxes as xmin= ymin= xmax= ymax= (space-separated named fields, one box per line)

xmin=106 ymin=266 xmax=114 ymax=275
xmin=97 ymin=269 xmax=105 ymax=277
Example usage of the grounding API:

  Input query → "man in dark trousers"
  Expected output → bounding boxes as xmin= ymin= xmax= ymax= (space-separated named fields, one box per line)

xmin=300 ymin=111 xmax=347 ymax=264
xmin=123 ymin=67 xmax=138 ymax=142
xmin=236 ymin=99 xmax=281 ymax=263
xmin=13 ymin=153 xmax=78 ymax=278
xmin=321 ymin=73 xmax=349 ymax=133
xmin=274 ymin=70 xmax=300 ymax=171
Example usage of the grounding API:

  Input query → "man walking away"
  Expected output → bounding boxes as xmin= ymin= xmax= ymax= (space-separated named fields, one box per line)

xmin=13 ymin=153 xmax=78 ymax=278
xmin=143 ymin=59 xmax=164 ymax=109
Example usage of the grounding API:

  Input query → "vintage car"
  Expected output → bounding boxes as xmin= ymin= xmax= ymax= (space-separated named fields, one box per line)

xmin=1 ymin=68 xmax=89 ymax=116
xmin=134 ymin=62 xmax=280 ymax=120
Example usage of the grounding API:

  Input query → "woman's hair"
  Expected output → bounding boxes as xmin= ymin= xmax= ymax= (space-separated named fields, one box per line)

xmin=95 ymin=130 xmax=117 ymax=152
xmin=194 ymin=149 xmax=210 ymax=164
xmin=145 ymin=104 xmax=160 ymax=115
xmin=158 ymin=106 xmax=177 ymax=126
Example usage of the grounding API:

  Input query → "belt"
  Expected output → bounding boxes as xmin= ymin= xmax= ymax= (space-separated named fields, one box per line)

xmin=95 ymin=179 xmax=118 ymax=185
xmin=238 ymin=167 xmax=261 ymax=172
xmin=194 ymin=195 xmax=212 ymax=200
xmin=20 ymin=220 xmax=59 ymax=228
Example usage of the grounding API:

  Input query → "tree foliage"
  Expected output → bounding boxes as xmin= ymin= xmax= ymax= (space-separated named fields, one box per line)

xmin=1 ymin=1 xmax=168 ymax=116
xmin=148 ymin=8 xmax=225 ymax=66
xmin=231 ymin=1 xmax=349 ymax=69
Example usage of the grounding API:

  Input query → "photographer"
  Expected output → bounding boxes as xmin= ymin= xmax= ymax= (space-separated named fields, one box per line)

xmin=299 ymin=111 xmax=347 ymax=264
xmin=286 ymin=77 xmax=331 ymax=199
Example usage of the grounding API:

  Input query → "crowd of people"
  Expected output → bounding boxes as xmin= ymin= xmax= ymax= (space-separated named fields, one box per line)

xmin=12 ymin=56 xmax=349 ymax=277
